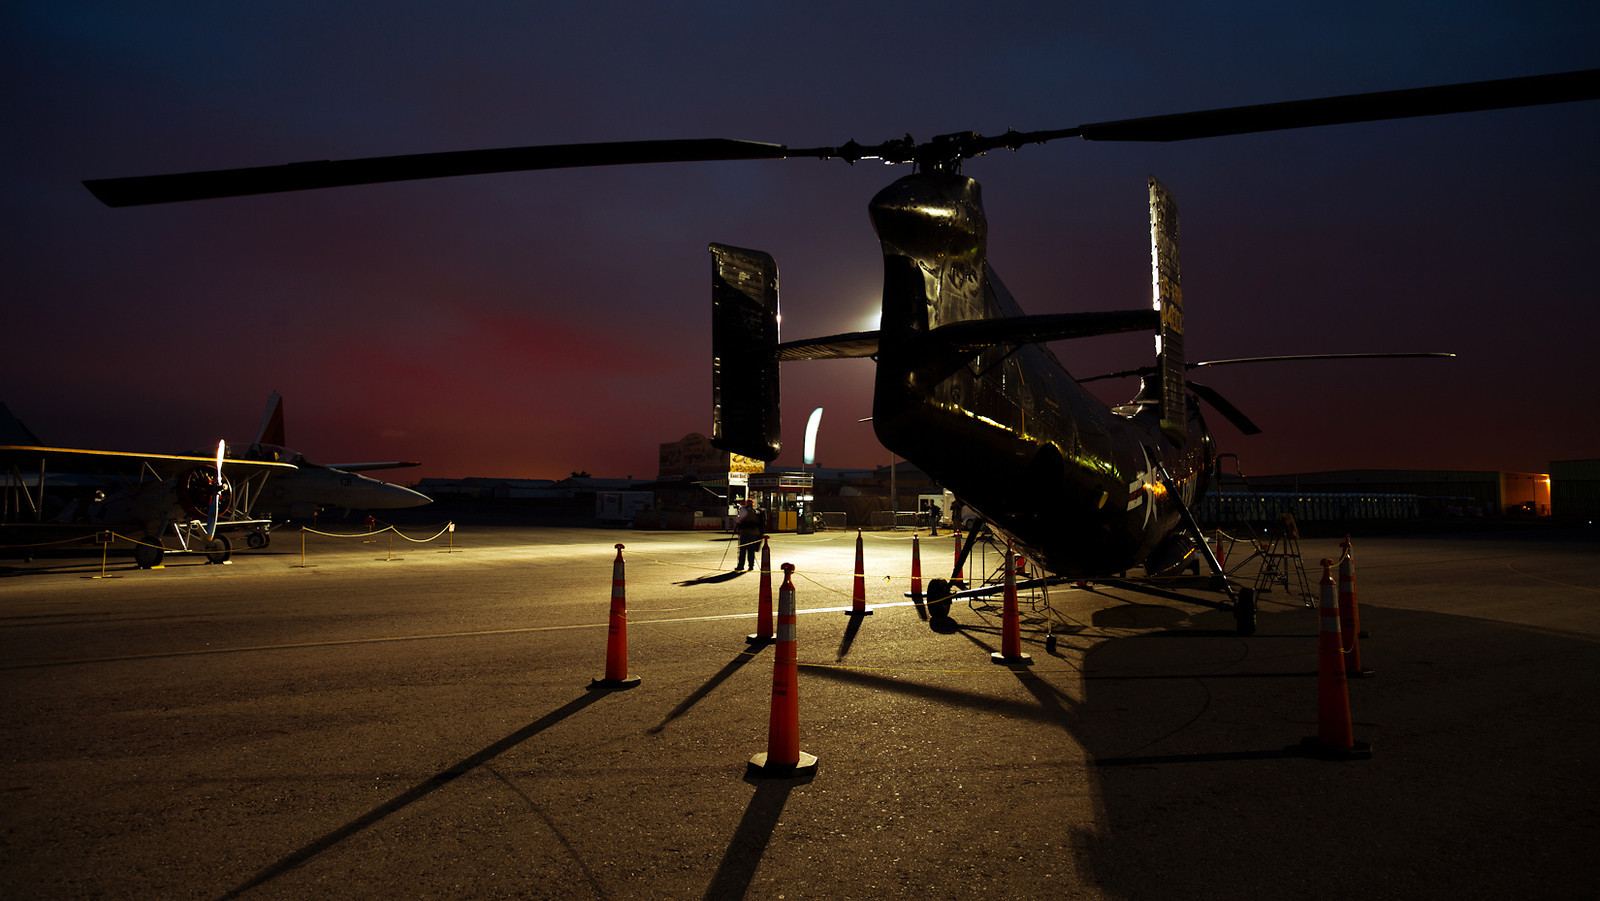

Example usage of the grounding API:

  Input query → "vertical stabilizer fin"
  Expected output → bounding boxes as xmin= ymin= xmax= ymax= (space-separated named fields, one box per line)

xmin=256 ymin=391 xmax=286 ymax=448
xmin=0 ymin=402 xmax=44 ymax=446
xmin=1149 ymin=177 xmax=1186 ymax=443
xmin=710 ymin=243 xmax=782 ymax=461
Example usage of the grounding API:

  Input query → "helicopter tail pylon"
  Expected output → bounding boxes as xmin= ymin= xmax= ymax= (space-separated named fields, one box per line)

xmin=1149 ymin=176 xmax=1187 ymax=444
xmin=710 ymin=243 xmax=783 ymax=462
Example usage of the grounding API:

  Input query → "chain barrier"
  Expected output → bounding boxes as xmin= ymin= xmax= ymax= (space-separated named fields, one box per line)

xmin=0 ymin=530 xmax=212 ymax=556
xmin=298 ymin=522 xmax=455 ymax=543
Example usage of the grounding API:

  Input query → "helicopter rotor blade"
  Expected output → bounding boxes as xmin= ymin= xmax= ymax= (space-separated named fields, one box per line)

xmin=952 ymin=69 xmax=1598 ymax=157
xmin=1080 ymin=351 xmax=1455 ymax=382
xmin=1187 ymin=352 xmax=1456 ymax=370
xmin=1077 ymin=365 xmax=1152 ymax=384
xmin=1070 ymin=69 xmax=1600 ymax=143
xmin=1187 ymin=382 xmax=1262 ymax=436
xmin=84 ymin=138 xmax=805 ymax=207
xmin=82 ymin=69 xmax=1598 ymax=207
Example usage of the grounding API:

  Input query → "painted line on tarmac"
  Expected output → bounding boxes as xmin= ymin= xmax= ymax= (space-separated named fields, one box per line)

xmin=1 ymin=600 xmax=927 ymax=670
xmin=1506 ymin=561 xmax=1598 ymax=593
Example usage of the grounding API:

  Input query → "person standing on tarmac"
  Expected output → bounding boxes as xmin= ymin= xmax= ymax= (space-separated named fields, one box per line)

xmin=734 ymin=498 xmax=764 ymax=571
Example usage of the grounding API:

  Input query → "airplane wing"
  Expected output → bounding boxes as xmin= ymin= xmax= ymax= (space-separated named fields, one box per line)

xmin=324 ymin=461 xmax=421 ymax=472
xmin=0 ymin=445 xmax=296 ymax=479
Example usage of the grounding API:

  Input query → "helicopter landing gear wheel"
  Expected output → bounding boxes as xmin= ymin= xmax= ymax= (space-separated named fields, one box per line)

xmin=204 ymin=534 xmax=232 ymax=565
xmin=1234 ymin=587 xmax=1257 ymax=636
xmin=134 ymin=535 xmax=165 ymax=569
xmin=246 ymin=531 xmax=268 ymax=549
xmin=926 ymin=578 xmax=953 ymax=621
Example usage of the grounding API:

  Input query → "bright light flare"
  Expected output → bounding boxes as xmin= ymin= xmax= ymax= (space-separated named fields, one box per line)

xmin=803 ymin=406 xmax=823 ymax=465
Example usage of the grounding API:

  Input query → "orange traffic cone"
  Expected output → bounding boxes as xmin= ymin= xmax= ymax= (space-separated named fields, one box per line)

xmin=590 ymin=544 xmax=641 ymax=690
xmin=1301 ymin=558 xmax=1369 ymax=759
xmin=991 ymin=543 xmax=1031 ymax=665
xmin=847 ymin=530 xmax=872 ymax=616
xmin=1339 ymin=536 xmax=1369 ymax=677
xmin=910 ymin=534 xmax=923 ymax=601
xmin=748 ymin=538 xmax=775 ymax=645
xmin=1214 ymin=529 xmax=1227 ymax=570
xmin=749 ymin=563 xmax=818 ymax=778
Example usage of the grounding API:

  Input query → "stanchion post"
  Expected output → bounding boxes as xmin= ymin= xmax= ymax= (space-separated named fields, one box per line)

xmin=291 ymin=526 xmax=316 ymax=569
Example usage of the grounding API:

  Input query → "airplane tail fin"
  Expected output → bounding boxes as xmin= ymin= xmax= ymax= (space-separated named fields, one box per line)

xmin=1149 ymin=176 xmax=1187 ymax=443
xmin=710 ymin=243 xmax=782 ymax=462
xmin=0 ymin=402 xmax=44 ymax=445
xmin=256 ymin=391 xmax=286 ymax=448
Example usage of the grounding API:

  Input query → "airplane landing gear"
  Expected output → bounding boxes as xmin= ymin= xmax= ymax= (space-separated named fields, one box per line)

xmin=134 ymin=535 xmax=165 ymax=569
xmin=204 ymin=534 xmax=232 ymax=565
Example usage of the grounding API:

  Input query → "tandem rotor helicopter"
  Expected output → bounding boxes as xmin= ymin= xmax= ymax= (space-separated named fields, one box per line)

xmin=84 ymin=69 xmax=1599 ymax=633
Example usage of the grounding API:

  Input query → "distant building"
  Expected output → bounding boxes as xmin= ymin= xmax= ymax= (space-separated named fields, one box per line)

xmin=1550 ymin=459 xmax=1600 ymax=518
xmin=657 ymin=433 xmax=764 ymax=481
xmin=1212 ymin=469 xmax=1552 ymax=520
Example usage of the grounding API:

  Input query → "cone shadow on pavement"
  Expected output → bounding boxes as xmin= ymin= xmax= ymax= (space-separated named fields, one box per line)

xmin=218 ymin=692 xmax=606 ymax=900
xmin=649 ymin=647 xmax=765 ymax=735
xmin=702 ymin=781 xmax=804 ymax=901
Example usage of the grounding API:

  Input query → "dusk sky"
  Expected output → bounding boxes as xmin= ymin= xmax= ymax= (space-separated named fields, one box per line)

xmin=5 ymin=2 xmax=1597 ymax=484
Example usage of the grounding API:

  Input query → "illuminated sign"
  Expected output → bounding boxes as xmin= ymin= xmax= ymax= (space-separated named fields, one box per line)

xmin=659 ymin=432 xmax=766 ymax=479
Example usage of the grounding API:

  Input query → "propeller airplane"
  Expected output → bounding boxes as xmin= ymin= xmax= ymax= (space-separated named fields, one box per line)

xmin=2 ymin=402 xmax=294 ymax=567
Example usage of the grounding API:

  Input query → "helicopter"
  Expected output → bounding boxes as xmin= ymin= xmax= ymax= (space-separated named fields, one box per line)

xmin=83 ymin=68 xmax=1599 ymax=632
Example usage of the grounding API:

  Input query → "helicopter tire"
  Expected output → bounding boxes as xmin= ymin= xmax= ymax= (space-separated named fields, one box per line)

xmin=926 ymin=578 xmax=954 ymax=620
xmin=205 ymin=534 xmax=232 ymax=565
xmin=1234 ymin=587 xmax=1257 ymax=636
xmin=134 ymin=535 xmax=165 ymax=569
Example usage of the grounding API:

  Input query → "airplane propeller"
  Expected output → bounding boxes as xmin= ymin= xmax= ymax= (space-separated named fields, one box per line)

xmin=205 ymin=439 xmax=225 ymax=540
xmin=83 ymin=70 xmax=1598 ymax=206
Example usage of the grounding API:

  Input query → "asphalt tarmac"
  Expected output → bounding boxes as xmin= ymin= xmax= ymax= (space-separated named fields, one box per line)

xmin=2 ymin=522 xmax=1597 ymax=899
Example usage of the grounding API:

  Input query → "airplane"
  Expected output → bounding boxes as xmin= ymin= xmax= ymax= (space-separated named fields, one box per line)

xmin=0 ymin=402 xmax=295 ymax=567
xmin=80 ymin=68 xmax=1600 ymax=626
xmin=238 ymin=391 xmax=431 ymax=538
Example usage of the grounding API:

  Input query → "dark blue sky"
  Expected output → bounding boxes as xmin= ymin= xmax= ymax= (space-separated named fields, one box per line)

xmin=4 ymin=2 xmax=1597 ymax=480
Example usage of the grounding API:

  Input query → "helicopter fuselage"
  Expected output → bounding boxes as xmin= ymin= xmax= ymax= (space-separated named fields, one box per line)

xmin=868 ymin=172 xmax=1213 ymax=577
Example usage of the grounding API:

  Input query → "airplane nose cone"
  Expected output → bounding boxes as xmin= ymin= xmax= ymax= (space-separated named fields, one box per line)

xmin=370 ymin=480 xmax=432 ymax=509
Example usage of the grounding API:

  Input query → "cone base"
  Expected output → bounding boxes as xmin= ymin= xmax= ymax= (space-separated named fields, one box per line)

xmin=588 ymin=675 xmax=641 ymax=691
xmin=991 ymin=651 xmax=1033 ymax=666
xmin=745 ymin=634 xmax=775 ymax=646
xmin=1296 ymin=736 xmax=1373 ymax=761
xmin=747 ymin=750 xmax=818 ymax=780
xmin=845 ymin=608 xmax=874 ymax=616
